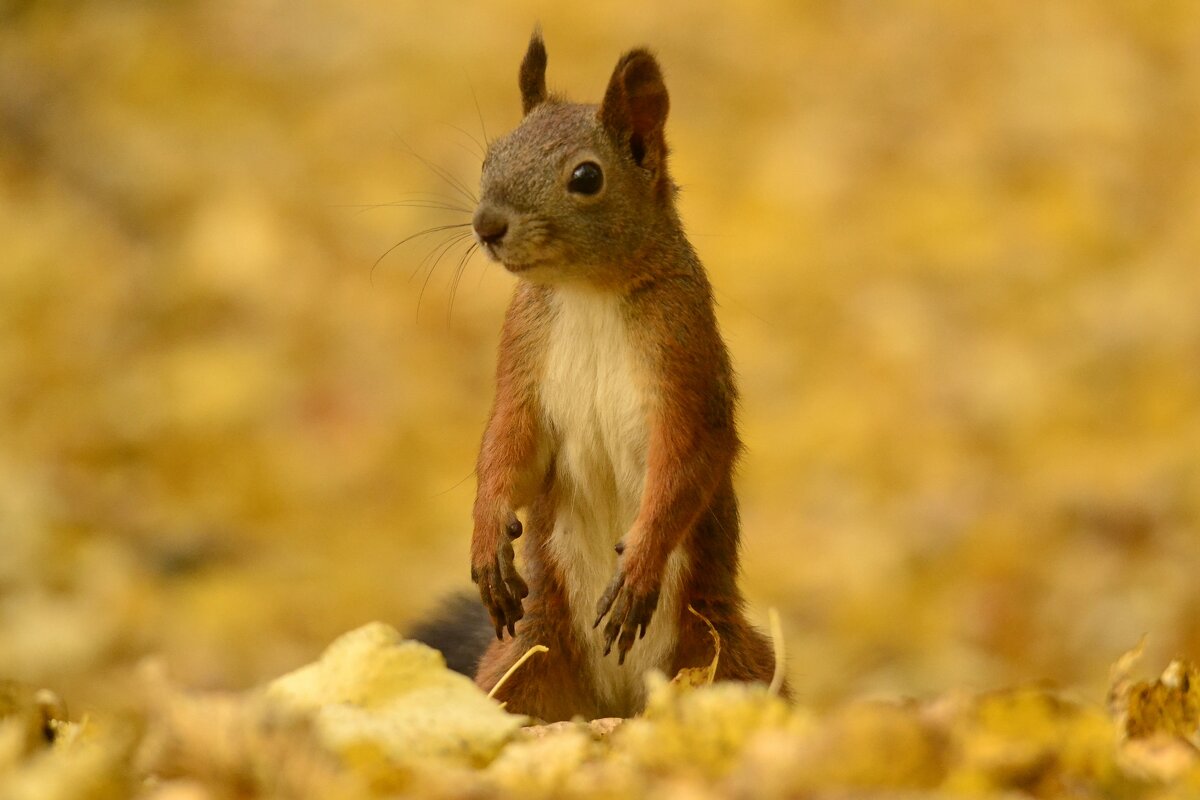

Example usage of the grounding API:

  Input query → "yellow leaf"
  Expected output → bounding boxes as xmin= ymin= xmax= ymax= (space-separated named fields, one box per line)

xmin=1107 ymin=645 xmax=1200 ymax=781
xmin=485 ymin=727 xmax=596 ymax=797
xmin=618 ymin=675 xmax=792 ymax=776
xmin=671 ymin=605 xmax=721 ymax=689
xmin=266 ymin=622 xmax=525 ymax=771
xmin=731 ymin=701 xmax=946 ymax=794
xmin=1123 ymin=660 xmax=1200 ymax=744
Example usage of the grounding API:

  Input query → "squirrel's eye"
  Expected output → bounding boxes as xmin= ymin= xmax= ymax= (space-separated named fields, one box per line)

xmin=567 ymin=162 xmax=603 ymax=195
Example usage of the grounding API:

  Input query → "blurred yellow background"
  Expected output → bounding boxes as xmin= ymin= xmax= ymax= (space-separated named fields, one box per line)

xmin=2 ymin=0 xmax=1197 ymax=712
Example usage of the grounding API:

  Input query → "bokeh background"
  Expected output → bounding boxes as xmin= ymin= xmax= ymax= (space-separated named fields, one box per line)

xmin=2 ymin=0 xmax=1198 ymax=712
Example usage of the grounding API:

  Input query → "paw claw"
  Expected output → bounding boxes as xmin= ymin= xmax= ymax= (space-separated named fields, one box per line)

xmin=593 ymin=565 xmax=661 ymax=662
xmin=471 ymin=514 xmax=529 ymax=642
xmin=505 ymin=515 xmax=523 ymax=539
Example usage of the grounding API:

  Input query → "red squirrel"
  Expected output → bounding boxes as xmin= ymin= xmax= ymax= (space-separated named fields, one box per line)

xmin=464 ymin=31 xmax=782 ymax=721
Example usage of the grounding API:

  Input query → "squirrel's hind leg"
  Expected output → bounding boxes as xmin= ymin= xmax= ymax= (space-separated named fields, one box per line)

xmin=475 ymin=601 xmax=603 ymax=723
xmin=670 ymin=602 xmax=791 ymax=700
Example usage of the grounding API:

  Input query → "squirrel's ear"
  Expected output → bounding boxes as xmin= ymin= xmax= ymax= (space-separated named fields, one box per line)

xmin=599 ymin=49 xmax=670 ymax=178
xmin=518 ymin=29 xmax=548 ymax=116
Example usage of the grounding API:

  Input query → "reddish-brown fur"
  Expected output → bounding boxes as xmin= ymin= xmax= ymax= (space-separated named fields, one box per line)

xmin=468 ymin=32 xmax=785 ymax=721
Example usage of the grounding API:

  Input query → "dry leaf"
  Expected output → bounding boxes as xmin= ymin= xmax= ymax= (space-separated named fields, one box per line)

xmin=266 ymin=623 xmax=525 ymax=772
xmin=136 ymin=660 xmax=354 ymax=799
xmin=617 ymin=675 xmax=792 ymax=776
xmin=671 ymin=606 xmax=721 ymax=689
xmin=1123 ymin=660 xmax=1200 ymax=745
xmin=1107 ymin=643 xmax=1200 ymax=781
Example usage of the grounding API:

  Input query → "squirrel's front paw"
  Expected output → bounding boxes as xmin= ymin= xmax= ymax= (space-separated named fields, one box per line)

xmin=471 ymin=513 xmax=529 ymax=639
xmin=593 ymin=563 xmax=661 ymax=665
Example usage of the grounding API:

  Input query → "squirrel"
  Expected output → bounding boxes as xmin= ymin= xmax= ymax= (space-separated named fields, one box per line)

xmin=431 ymin=30 xmax=784 ymax=722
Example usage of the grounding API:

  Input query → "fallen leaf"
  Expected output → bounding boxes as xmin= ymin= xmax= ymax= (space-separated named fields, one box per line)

xmin=266 ymin=622 xmax=525 ymax=772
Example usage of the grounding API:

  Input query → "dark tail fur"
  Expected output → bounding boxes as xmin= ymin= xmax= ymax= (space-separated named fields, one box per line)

xmin=406 ymin=591 xmax=493 ymax=677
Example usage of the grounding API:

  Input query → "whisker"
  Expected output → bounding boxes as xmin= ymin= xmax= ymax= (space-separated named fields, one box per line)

xmin=337 ymin=191 xmax=472 ymax=209
xmin=342 ymin=199 xmax=474 ymax=215
xmin=448 ymin=137 xmax=484 ymax=166
xmin=430 ymin=466 xmax=477 ymax=499
xmin=420 ymin=237 xmax=460 ymax=319
xmin=412 ymin=230 xmax=468 ymax=321
xmin=466 ymin=75 xmax=490 ymax=147
xmin=476 ymin=247 xmax=492 ymax=289
xmin=447 ymin=241 xmax=480 ymax=324
xmin=442 ymin=122 xmax=487 ymax=162
xmin=373 ymin=126 xmax=486 ymax=313
xmin=339 ymin=190 xmax=471 ymax=203
xmin=338 ymin=194 xmax=472 ymax=215
xmin=423 ymin=157 xmax=478 ymax=207
xmin=393 ymin=133 xmax=478 ymax=207
xmin=371 ymin=222 xmax=472 ymax=283
xmin=412 ymin=230 xmax=473 ymax=284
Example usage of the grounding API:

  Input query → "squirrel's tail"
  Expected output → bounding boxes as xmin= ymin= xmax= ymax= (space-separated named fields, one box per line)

xmin=406 ymin=591 xmax=493 ymax=677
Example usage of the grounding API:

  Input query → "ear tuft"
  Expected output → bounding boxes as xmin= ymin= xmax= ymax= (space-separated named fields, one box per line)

xmin=599 ymin=49 xmax=670 ymax=178
xmin=518 ymin=28 xmax=548 ymax=116
xmin=615 ymin=52 xmax=669 ymax=139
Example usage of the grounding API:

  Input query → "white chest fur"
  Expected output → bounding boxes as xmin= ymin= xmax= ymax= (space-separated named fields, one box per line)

xmin=539 ymin=286 xmax=687 ymax=715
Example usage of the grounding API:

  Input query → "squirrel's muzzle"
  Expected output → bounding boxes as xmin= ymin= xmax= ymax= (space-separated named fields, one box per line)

xmin=472 ymin=205 xmax=510 ymax=247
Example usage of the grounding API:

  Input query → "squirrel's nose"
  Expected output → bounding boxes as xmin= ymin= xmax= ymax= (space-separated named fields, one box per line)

xmin=472 ymin=205 xmax=510 ymax=246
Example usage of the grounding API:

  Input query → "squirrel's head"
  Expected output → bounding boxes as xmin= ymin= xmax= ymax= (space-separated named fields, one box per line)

xmin=472 ymin=30 xmax=677 ymax=286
